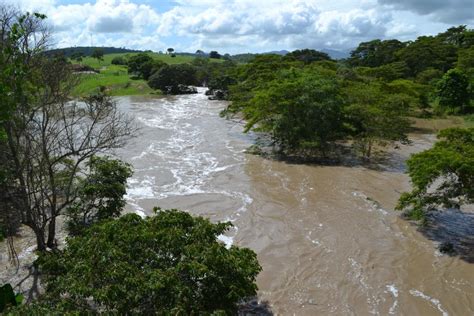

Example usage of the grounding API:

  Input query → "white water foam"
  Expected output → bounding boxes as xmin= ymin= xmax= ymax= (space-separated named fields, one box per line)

xmin=409 ymin=289 xmax=448 ymax=316
xmin=385 ymin=284 xmax=399 ymax=314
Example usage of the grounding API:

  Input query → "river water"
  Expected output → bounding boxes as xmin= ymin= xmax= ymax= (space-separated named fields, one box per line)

xmin=114 ymin=89 xmax=474 ymax=315
xmin=1 ymin=89 xmax=472 ymax=315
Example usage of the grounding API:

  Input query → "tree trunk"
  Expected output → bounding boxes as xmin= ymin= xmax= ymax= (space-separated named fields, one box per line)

xmin=35 ymin=229 xmax=47 ymax=252
xmin=47 ymin=216 xmax=56 ymax=249
xmin=366 ymin=140 xmax=373 ymax=159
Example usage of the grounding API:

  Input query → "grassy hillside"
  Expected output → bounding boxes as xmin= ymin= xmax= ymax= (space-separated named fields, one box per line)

xmin=72 ymin=53 xmax=202 ymax=97
xmin=72 ymin=64 xmax=153 ymax=97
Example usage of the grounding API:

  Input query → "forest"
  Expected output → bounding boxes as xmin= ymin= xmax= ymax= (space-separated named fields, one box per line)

xmin=1 ymin=5 xmax=473 ymax=314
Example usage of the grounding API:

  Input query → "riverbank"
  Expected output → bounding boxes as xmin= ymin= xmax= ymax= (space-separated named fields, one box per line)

xmin=2 ymin=92 xmax=473 ymax=314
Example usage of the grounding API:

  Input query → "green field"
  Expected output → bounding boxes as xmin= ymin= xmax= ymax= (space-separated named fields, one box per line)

xmin=72 ymin=53 xmax=203 ymax=97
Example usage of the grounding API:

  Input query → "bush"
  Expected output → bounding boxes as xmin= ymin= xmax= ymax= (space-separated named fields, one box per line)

xmin=33 ymin=209 xmax=261 ymax=314
xmin=66 ymin=156 xmax=132 ymax=236
xmin=147 ymin=64 xmax=197 ymax=93
xmin=111 ymin=56 xmax=127 ymax=65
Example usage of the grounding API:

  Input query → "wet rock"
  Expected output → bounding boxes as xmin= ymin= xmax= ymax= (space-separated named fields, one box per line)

xmin=439 ymin=242 xmax=456 ymax=255
xmin=238 ymin=298 xmax=273 ymax=315
xmin=164 ymin=84 xmax=198 ymax=95
xmin=206 ymin=89 xmax=228 ymax=100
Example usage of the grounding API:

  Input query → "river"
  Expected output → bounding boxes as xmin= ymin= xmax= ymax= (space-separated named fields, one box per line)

xmin=1 ymin=89 xmax=473 ymax=315
xmin=115 ymin=89 xmax=474 ymax=315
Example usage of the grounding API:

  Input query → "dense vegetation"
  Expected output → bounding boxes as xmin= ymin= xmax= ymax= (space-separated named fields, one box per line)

xmin=11 ymin=210 xmax=261 ymax=314
xmin=397 ymin=128 xmax=474 ymax=220
xmin=2 ymin=4 xmax=474 ymax=313
xmin=209 ymin=27 xmax=474 ymax=160
xmin=1 ymin=7 xmax=262 ymax=314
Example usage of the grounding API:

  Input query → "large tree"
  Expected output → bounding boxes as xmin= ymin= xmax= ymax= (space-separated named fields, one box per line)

xmin=436 ymin=68 xmax=471 ymax=113
xmin=397 ymin=128 xmax=474 ymax=220
xmin=0 ymin=8 xmax=135 ymax=250
xmin=91 ymin=48 xmax=104 ymax=63
xmin=344 ymin=82 xmax=411 ymax=158
xmin=285 ymin=49 xmax=332 ymax=64
xmin=20 ymin=210 xmax=261 ymax=314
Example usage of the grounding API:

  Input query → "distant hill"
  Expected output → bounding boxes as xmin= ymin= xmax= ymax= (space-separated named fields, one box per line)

xmin=46 ymin=46 xmax=142 ymax=57
xmin=321 ymin=49 xmax=350 ymax=60
xmin=48 ymin=46 xmax=351 ymax=61
xmin=233 ymin=49 xmax=350 ymax=60
xmin=266 ymin=50 xmax=290 ymax=55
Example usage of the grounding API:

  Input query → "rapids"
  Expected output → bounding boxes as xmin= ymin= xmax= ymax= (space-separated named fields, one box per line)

xmin=116 ymin=89 xmax=474 ymax=315
xmin=1 ymin=88 xmax=473 ymax=315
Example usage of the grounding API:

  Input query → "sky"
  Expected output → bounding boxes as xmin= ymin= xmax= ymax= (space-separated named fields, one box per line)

xmin=4 ymin=0 xmax=474 ymax=54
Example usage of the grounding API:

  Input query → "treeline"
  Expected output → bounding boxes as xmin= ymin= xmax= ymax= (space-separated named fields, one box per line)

xmin=205 ymin=26 xmax=474 ymax=159
xmin=122 ymin=52 xmax=237 ymax=94
xmin=46 ymin=46 xmax=141 ymax=57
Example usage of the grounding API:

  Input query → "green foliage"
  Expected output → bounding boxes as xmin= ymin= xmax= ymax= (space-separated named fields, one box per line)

xmin=110 ymin=55 xmax=127 ymax=65
xmin=91 ymin=48 xmax=104 ymax=61
xmin=436 ymin=69 xmax=471 ymax=113
xmin=397 ymin=128 xmax=474 ymax=219
xmin=70 ymin=52 xmax=84 ymax=63
xmin=344 ymin=81 xmax=411 ymax=157
xmin=66 ymin=156 xmax=132 ymax=236
xmin=284 ymin=49 xmax=332 ymax=64
xmin=349 ymin=39 xmax=406 ymax=67
xmin=457 ymin=46 xmax=474 ymax=77
xmin=35 ymin=210 xmax=261 ymax=314
xmin=356 ymin=61 xmax=409 ymax=81
xmin=0 ymin=284 xmax=23 ymax=312
xmin=209 ymin=50 xmax=221 ymax=59
xmin=396 ymin=36 xmax=457 ymax=77
xmin=147 ymin=64 xmax=197 ymax=93
xmin=127 ymin=53 xmax=153 ymax=77
xmin=126 ymin=53 xmax=167 ymax=80
xmin=241 ymin=68 xmax=344 ymax=155
xmin=415 ymin=68 xmax=444 ymax=84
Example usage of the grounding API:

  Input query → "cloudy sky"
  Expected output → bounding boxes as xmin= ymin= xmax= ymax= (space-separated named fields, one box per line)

xmin=5 ymin=0 xmax=474 ymax=54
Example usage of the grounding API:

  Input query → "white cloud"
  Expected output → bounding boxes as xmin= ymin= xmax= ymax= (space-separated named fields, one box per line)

xmin=3 ymin=0 xmax=469 ymax=53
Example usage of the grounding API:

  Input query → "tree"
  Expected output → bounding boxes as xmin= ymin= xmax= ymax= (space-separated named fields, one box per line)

xmin=70 ymin=52 xmax=84 ymax=64
xmin=167 ymin=47 xmax=174 ymax=55
xmin=0 ymin=8 xmax=136 ymax=251
xmin=30 ymin=210 xmax=261 ymax=314
xmin=127 ymin=53 xmax=152 ymax=76
xmin=344 ymin=82 xmax=411 ymax=158
xmin=209 ymin=50 xmax=221 ymax=59
xmin=397 ymin=128 xmax=474 ymax=220
xmin=66 ymin=156 xmax=133 ymax=236
xmin=91 ymin=48 xmax=104 ymax=63
xmin=111 ymin=55 xmax=126 ymax=65
xmin=126 ymin=53 xmax=165 ymax=80
xmin=147 ymin=64 xmax=197 ymax=94
xmin=349 ymin=39 xmax=406 ymax=67
xmin=284 ymin=49 xmax=332 ymax=64
xmin=195 ymin=49 xmax=204 ymax=56
xmin=395 ymin=36 xmax=457 ymax=77
xmin=4 ymin=91 xmax=135 ymax=251
xmin=237 ymin=68 xmax=345 ymax=156
xmin=457 ymin=46 xmax=474 ymax=77
xmin=436 ymin=69 xmax=471 ymax=113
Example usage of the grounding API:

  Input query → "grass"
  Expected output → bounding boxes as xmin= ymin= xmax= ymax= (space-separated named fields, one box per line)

xmin=463 ymin=114 xmax=474 ymax=128
xmin=72 ymin=64 xmax=154 ymax=97
xmin=72 ymin=52 xmax=215 ymax=97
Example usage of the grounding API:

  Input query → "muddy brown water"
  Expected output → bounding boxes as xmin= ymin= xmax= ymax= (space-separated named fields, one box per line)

xmin=1 ymin=89 xmax=473 ymax=315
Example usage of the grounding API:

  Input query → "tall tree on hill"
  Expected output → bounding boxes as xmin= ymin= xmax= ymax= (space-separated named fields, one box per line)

xmin=91 ymin=48 xmax=104 ymax=64
xmin=285 ymin=49 xmax=332 ymax=64
xmin=209 ymin=50 xmax=221 ymax=59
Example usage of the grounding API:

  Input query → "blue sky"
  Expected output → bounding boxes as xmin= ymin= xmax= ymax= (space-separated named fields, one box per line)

xmin=5 ymin=0 xmax=474 ymax=54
